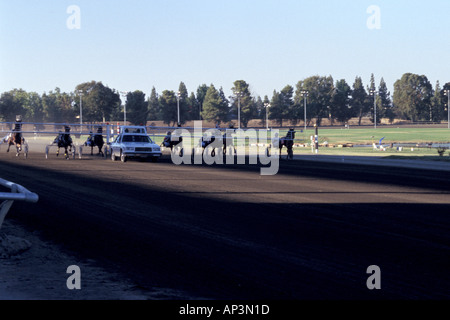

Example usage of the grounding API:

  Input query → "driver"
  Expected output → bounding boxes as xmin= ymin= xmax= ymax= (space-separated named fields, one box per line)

xmin=63 ymin=126 xmax=73 ymax=145
xmin=13 ymin=116 xmax=23 ymax=146
xmin=163 ymin=131 xmax=172 ymax=147
xmin=86 ymin=131 xmax=94 ymax=146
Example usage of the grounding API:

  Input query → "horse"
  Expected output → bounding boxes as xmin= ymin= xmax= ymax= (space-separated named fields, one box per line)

xmin=3 ymin=132 xmax=26 ymax=157
xmin=85 ymin=127 xmax=105 ymax=156
xmin=200 ymin=132 xmax=235 ymax=157
xmin=279 ymin=128 xmax=296 ymax=160
xmin=54 ymin=126 xmax=74 ymax=160
xmin=161 ymin=131 xmax=184 ymax=156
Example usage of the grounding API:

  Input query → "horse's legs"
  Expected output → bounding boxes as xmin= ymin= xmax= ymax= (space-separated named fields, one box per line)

xmin=56 ymin=147 xmax=60 ymax=157
xmin=287 ymin=147 xmax=293 ymax=160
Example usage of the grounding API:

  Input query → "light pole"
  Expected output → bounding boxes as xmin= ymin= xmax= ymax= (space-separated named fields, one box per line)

xmin=264 ymin=103 xmax=270 ymax=130
xmin=444 ymin=90 xmax=450 ymax=129
xmin=176 ymin=91 xmax=181 ymax=126
xmin=120 ymin=91 xmax=129 ymax=126
xmin=369 ymin=89 xmax=377 ymax=129
xmin=77 ymin=90 xmax=83 ymax=133
xmin=233 ymin=91 xmax=242 ymax=129
xmin=300 ymin=90 xmax=309 ymax=132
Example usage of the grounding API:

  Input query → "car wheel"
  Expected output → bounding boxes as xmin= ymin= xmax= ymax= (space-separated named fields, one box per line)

xmin=120 ymin=151 xmax=127 ymax=162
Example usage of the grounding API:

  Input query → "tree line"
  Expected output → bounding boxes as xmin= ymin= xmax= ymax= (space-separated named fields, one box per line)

xmin=1 ymin=74 xmax=449 ymax=127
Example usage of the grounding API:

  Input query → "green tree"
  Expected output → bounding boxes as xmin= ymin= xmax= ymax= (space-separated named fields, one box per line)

xmin=26 ymin=92 xmax=45 ymax=123
xmin=185 ymin=92 xmax=198 ymax=121
xmin=331 ymin=79 xmax=352 ymax=124
xmin=0 ymin=89 xmax=27 ymax=122
xmin=295 ymin=76 xmax=334 ymax=126
xmin=231 ymin=80 xmax=255 ymax=128
xmin=254 ymin=96 xmax=264 ymax=125
xmin=196 ymin=84 xmax=209 ymax=120
xmin=393 ymin=73 xmax=433 ymax=121
xmin=126 ymin=91 xmax=148 ymax=125
xmin=148 ymin=87 xmax=161 ymax=121
xmin=350 ymin=76 xmax=369 ymax=126
xmin=42 ymin=90 xmax=60 ymax=123
xmin=378 ymin=78 xmax=393 ymax=123
xmin=201 ymin=84 xmax=228 ymax=125
xmin=430 ymin=81 xmax=445 ymax=122
xmin=177 ymin=82 xmax=189 ymax=125
xmin=160 ymin=90 xmax=177 ymax=126
xmin=218 ymin=87 xmax=230 ymax=123
xmin=280 ymin=85 xmax=295 ymax=125
xmin=269 ymin=90 xmax=284 ymax=127
xmin=75 ymin=81 xmax=121 ymax=122
xmin=367 ymin=73 xmax=378 ymax=125
xmin=41 ymin=88 xmax=76 ymax=123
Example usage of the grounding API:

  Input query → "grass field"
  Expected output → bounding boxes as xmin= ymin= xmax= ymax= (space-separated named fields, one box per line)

xmin=291 ymin=145 xmax=450 ymax=160
xmin=284 ymin=127 xmax=450 ymax=145
xmin=285 ymin=127 xmax=450 ymax=161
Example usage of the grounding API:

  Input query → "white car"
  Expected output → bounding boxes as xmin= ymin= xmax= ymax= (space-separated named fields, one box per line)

xmin=110 ymin=126 xmax=162 ymax=162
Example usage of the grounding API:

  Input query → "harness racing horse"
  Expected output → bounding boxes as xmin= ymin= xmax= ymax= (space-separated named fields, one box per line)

xmin=85 ymin=126 xmax=105 ymax=156
xmin=161 ymin=131 xmax=184 ymax=157
xmin=200 ymin=132 xmax=235 ymax=157
xmin=2 ymin=118 xmax=28 ymax=158
xmin=54 ymin=126 xmax=75 ymax=160
xmin=3 ymin=132 xmax=27 ymax=157
xmin=279 ymin=128 xmax=296 ymax=160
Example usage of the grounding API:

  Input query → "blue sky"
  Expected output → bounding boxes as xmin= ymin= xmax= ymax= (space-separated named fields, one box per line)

xmin=1 ymin=0 xmax=449 ymax=100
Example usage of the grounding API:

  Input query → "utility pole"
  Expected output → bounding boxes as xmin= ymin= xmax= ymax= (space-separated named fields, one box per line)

xmin=369 ymin=89 xmax=377 ymax=129
xmin=176 ymin=91 xmax=181 ymax=126
xmin=444 ymin=90 xmax=450 ymax=129
xmin=120 ymin=91 xmax=129 ymax=126
xmin=300 ymin=90 xmax=309 ymax=132
xmin=77 ymin=90 xmax=83 ymax=133
xmin=264 ymin=103 xmax=270 ymax=130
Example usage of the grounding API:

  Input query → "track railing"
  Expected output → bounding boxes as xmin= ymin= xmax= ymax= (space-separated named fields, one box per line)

xmin=0 ymin=178 xmax=39 ymax=231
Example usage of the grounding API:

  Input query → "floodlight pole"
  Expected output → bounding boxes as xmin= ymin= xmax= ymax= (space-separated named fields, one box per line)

xmin=77 ymin=90 xmax=83 ymax=133
xmin=445 ymin=90 xmax=450 ymax=129
xmin=233 ymin=91 xmax=242 ymax=129
xmin=177 ymin=91 xmax=181 ymax=126
xmin=370 ymin=90 xmax=377 ymax=129
xmin=120 ymin=91 xmax=129 ymax=126
xmin=300 ymin=90 xmax=309 ymax=132
xmin=264 ymin=103 xmax=270 ymax=130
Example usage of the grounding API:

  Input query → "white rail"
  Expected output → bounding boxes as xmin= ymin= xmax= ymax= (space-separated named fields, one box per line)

xmin=0 ymin=178 xmax=39 ymax=230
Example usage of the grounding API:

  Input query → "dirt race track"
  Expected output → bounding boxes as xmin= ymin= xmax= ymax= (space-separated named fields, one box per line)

xmin=1 ymin=149 xmax=450 ymax=300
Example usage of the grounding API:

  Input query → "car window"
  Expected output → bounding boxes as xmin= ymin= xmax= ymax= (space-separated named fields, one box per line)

xmin=122 ymin=135 xmax=151 ymax=143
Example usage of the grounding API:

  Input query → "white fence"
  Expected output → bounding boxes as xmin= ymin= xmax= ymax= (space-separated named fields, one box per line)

xmin=0 ymin=178 xmax=39 ymax=231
